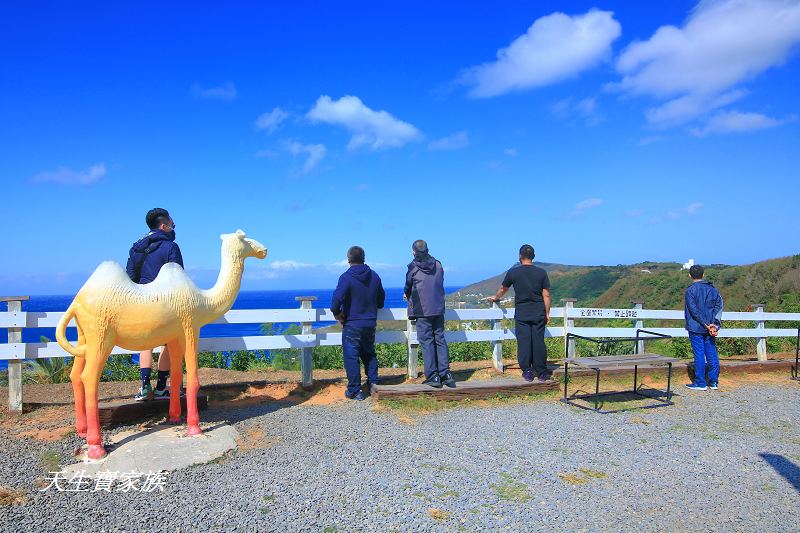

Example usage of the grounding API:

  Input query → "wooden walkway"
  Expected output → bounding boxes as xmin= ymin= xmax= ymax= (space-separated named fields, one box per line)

xmin=370 ymin=378 xmax=558 ymax=401
xmin=98 ymin=394 xmax=208 ymax=427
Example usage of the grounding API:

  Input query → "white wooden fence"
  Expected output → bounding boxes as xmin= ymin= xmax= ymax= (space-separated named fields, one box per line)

xmin=2 ymin=296 xmax=798 ymax=412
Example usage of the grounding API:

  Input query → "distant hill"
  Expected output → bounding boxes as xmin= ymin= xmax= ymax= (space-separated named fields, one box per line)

xmin=448 ymin=255 xmax=800 ymax=312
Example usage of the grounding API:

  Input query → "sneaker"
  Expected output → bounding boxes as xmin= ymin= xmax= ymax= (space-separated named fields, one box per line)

xmin=345 ymin=390 xmax=365 ymax=401
xmin=134 ymin=382 xmax=154 ymax=401
xmin=441 ymin=372 xmax=456 ymax=388
xmin=153 ymin=387 xmax=170 ymax=399
xmin=422 ymin=374 xmax=443 ymax=388
xmin=708 ymin=382 xmax=719 ymax=390
xmin=534 ymin=375 xmax=551 ymax=384
xmin=522 ymin=370 xmax=534 ymax=382
xmin=685 ymin=383 xmax=708 ymax=391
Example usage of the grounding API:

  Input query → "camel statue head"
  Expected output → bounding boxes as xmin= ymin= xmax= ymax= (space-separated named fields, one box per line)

xmin=221 ymin=229 xmax=268 ymax=260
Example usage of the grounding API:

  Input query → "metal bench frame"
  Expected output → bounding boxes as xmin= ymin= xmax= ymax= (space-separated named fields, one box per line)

xmin=561 ymin=329 xmax=676 ymax=413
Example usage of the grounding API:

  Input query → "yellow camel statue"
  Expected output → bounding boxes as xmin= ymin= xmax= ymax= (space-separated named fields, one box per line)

xmin=56 ymin=230 xmax=267 ymax=459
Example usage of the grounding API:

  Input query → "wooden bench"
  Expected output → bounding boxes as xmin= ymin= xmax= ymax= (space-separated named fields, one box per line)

xmin=98 ymin=393 xmax=208 ymax=428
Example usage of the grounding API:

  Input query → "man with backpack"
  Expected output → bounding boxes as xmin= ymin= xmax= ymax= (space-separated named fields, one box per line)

xmin=125 ymin=208 xmax=183 ymax=401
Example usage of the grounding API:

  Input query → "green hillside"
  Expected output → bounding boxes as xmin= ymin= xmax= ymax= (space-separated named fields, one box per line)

xmin=448 ymin=255 xmax=800 ymax=313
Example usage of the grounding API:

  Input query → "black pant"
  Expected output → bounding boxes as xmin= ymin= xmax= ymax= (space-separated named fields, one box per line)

xmin=415 ymin=315 xmax=450 ymax=379
xmin=515 ymin=318 xmax=548 ymax=377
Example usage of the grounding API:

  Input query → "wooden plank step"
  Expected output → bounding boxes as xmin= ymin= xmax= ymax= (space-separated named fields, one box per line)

xmin=370 ymin=378 xmax=559 ymax=401
xmin=98 ymin=394 xmax=208 ymax=428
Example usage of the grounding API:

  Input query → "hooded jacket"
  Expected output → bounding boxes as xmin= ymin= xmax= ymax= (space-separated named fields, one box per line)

xmin=330 ymin=264 xmax=386 ymax=327
xmin=684 ymin=279 xmax=724 ymax=334
xmin=404 ymin=254 xmax=445 ymax=318
xmin=125 ymin=229 xmax=184 ymax=284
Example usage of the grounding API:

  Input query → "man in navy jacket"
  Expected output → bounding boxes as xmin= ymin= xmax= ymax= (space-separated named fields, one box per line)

xmin=125 ymin=208 xmax=184 ymax=401
xmin=331 ymin=246 xmax=385 ymax=400
xmin=405 ymin=240 xmax=454 ymax=388
xmin=684 ymin=264 xmax=724 ymax=391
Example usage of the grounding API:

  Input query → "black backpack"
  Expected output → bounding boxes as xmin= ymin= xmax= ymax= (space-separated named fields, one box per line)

xmin=128 ymin=240 xmax=163 ymax=283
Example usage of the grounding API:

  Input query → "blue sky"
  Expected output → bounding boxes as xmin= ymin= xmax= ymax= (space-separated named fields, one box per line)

xmin=2 ymin=0 xmax=799 ymax=294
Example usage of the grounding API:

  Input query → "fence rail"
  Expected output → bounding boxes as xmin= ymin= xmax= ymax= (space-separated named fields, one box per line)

xmin=2 ymin=296 xmax=799 ymax=411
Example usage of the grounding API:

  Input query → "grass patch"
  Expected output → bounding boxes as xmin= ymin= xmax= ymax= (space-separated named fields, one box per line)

xmin=558 ymin=473 xmax=589 ymax=485
xmin=490 ymin=473 xmax=531 ymax=502
xmin=578 ymin=467 xmax=608 ymax=479
xmin=441 ymin=490 xmax=461 ymax=498
xmin=40 ymin=450 xmax=60 ymax=473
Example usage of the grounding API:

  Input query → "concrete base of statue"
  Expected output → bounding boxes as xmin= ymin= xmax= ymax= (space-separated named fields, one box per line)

xmin=62 ymin=422 xmax=239 ymax=478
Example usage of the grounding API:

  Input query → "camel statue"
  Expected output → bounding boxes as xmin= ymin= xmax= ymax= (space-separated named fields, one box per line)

xmin=56 ymin=230 xmax=267 ymax=460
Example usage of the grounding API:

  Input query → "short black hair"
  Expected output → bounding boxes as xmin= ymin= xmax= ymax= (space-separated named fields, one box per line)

xmin=412 ymin=239 xmax=428 ymax=255
xmin=146 ymin=208 xmax=171 ymax=230
xmin=519 ymin=244 xmax=535 ymax=261
xmin=689 ymin=264 xmax=704 ymax=279
xmin=347 ymin=245 xmax=365 ymax=265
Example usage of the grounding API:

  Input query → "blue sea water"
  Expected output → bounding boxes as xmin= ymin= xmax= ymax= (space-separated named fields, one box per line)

xmin=0 ymin=288 xmax=460 ymax=368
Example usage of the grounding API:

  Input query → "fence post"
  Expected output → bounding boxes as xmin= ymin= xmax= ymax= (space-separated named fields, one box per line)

xmin=295 ymin=296 xmax=317 ymax=389
xmin=753 ymin=303 xmax=767 ymax=361
xmin=563 ymin=298 xmax=576 ymax=357
xmin=490 ymin=301 xmax=504 ymax=373
xmin=406 ymin=318 xmax=418 ymax=378
xmin=632 ymin=300 xmax=644 ymax=354
xmin=3 ymin=296 xmax=29 ymax=413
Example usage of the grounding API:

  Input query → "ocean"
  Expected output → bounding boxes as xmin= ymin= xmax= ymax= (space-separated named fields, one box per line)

xmin=0 ymin=288 xmax=460 ymax=368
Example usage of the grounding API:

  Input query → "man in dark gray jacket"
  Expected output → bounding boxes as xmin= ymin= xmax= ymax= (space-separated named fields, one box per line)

xmin=404 ymin=240 xmax=455 ymax=388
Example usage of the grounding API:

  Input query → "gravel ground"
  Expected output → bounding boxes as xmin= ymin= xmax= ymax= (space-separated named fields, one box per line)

xmin=1 ymin=383 xmax=799 ymax=532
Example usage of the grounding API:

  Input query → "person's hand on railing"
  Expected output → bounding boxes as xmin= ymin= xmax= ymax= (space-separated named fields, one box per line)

xmin=484 ymin=296 xmax=499 ymax=303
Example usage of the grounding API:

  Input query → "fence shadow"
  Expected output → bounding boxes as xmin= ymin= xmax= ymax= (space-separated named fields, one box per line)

xmin=759 ymin=453 xmax=800 ymax=493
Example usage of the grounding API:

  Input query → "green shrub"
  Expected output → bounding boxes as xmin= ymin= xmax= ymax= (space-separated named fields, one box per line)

xmin=198 ymin=351 xmax=227 ymax=368
xmin=102 ymin=354 xmax=141 ymax=382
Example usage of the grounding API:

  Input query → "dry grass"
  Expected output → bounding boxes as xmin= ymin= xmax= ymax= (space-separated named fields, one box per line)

xmin=557 ymin=473 xmax=589 ymax=485
xmin=0 ymin=486 xmax=26 ymax=506
xmin=427 ymin=508 xmax=450 ymax=521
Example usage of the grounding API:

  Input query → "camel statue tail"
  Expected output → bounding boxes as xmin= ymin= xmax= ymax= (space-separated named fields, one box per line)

xmin=56 ymin=303 xmax=86 ymax=357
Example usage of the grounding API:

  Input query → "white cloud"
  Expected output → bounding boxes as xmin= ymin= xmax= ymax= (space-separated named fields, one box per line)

xmin=504 ymin=147 xmax=518 ymax=156
xmin=191 ymin=82 xmax=237 ymax=101
xmin=460 ymin=9 xmax=621 ymax=98
xmin=307 ymin=95 xmax=421 ymax=150
xmin=31 ymin=163 xmax=106 ymax=185
xmin=690 ymin=110 xmax=794 ymax=136
xmin=575 ymin=198 xmax=603 ymax=210
xmin=254 ymin=107 xmax=289 ymax=133
xmin=667 ymin=202 xmax=704 ymax=219
xmin=269 ymin=260 xmax=314 ymax=271
xmin=285 ymin=141 xmax=326 ymax=174
xmin=428 ymin=131 xmax=470 ymax=151
xmin=613 ymin=0 xmax=800 ymax=126
xmin=570 ymin=198 xmax=604 ymax=216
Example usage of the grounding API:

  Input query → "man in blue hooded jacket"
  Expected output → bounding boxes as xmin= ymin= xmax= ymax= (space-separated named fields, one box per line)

xmin=125 ymin=208 xmax=184 ymax=401
xmin=684 ymin=264 xmax=724 ymax=391
xmin=404 ymin=240 xmax=454 ymax=388
xmin=331 ymin=246 xmax=385 ymax=400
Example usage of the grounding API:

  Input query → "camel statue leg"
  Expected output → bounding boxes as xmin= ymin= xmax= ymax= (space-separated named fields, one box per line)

xmin=70 ymin=322 xmax=88 ymax=437
xmin=166 ymin=339 xmax=185 ymax=423
xmin=70 ymin=356 xmax=87 ymax=437
xmin=82 ymin=335 xmax=115 ymax=460
xmin=184 ymin=329 xmax=203 ymax=436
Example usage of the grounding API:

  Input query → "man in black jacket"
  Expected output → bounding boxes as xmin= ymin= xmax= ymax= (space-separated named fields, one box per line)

xmin=125 ymin=208 xmax=184 ymax=401
xmin=405 ymin=240 xmax=455 ymax=388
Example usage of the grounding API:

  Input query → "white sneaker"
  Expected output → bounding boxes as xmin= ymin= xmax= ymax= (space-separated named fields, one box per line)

xmin=685 ymin=383 xmax=707 ymax=391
